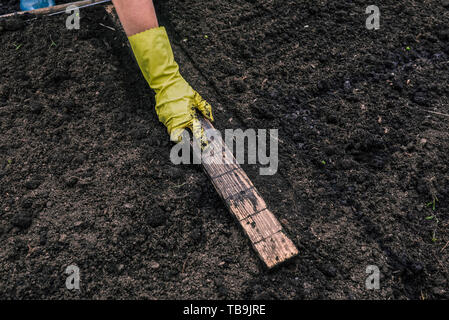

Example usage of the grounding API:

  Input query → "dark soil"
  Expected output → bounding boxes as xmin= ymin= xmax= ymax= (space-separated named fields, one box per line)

xmin=0 ymin=0 xmax=24 ymax=15
xmin=1 ymin=1 xmax=448 ymax=299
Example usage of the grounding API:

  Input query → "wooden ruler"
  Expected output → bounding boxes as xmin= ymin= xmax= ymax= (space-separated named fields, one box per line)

xmin=105 ymin=5 xmax=298 ymax=269
xmin=196 ymin=117 xmax=298 ymax=268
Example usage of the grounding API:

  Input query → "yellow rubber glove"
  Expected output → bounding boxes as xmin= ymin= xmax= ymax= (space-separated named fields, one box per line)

xmin=128 ymin=27 xmax=214 ymax=142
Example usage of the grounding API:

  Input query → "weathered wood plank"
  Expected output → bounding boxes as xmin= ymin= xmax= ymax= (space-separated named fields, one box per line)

xmin=241 ymin=209 xmax=282 ymax=244
xmin=201 ymin=137 xmax=240 ymax=178
xmin=197 ymin=117 xmax=298 ymax=268
xmin=211 ymin=168 xmax=254 ymax=201
xmin=253 ymin=231 xmax=299 ymax=269
xmin=226 ymin=187 xmax=268 ymax=221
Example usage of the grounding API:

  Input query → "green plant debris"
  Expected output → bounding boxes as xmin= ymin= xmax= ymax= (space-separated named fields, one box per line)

xmin=426 ymin=196 xmax=438 ymax=211
xmin=173 ymin=182 xmax=188 ymax=189
xmin=49 ymin=36 xmax=57 ymax=48
xmin=424 ymin=205 xmax=440 ymax=243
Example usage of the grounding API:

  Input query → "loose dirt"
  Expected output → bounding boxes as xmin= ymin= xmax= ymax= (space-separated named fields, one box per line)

xmin=0 ymin=1 xmax=448 ymax=299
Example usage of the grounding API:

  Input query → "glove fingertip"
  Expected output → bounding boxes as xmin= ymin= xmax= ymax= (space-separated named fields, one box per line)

xmin=200 ymin=108 xmax=214 ymax=122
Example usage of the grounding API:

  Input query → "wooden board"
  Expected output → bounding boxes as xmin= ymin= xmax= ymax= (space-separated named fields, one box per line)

xmin=196 ymin=117 xmax=298 ymax=268
xmin=104 ymin=5 xmax=298 ymax=269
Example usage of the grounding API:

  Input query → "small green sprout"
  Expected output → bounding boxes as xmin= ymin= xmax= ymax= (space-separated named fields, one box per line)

xmin=426 ymin=196 xmax=438 ymax=211
xmin=49 ymin=35 xmax=57 ymax=48
xmin=431 ymin=231 xmax=438 ymax=243
xmin=173 ymin=182 xmax=188 ymax=189
xmin=424 ymin=200 xmax=440 ymax=243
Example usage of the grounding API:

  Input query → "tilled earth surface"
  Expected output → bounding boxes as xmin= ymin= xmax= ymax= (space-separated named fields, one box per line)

xmin=1 ymin=1 xmax=449 ymax=299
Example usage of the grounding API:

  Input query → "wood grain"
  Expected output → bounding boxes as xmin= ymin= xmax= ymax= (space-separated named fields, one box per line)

xmin=197 ymin=117 xmax=298 ymax=268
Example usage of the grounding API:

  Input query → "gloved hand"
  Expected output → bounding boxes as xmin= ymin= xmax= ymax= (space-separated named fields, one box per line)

xmin=128 ymin=27 xmax=214 ymax=142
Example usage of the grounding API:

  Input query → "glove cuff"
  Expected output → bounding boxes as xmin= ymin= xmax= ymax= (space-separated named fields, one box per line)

xmin=128 ymin=27 xmax=180 ymax=93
